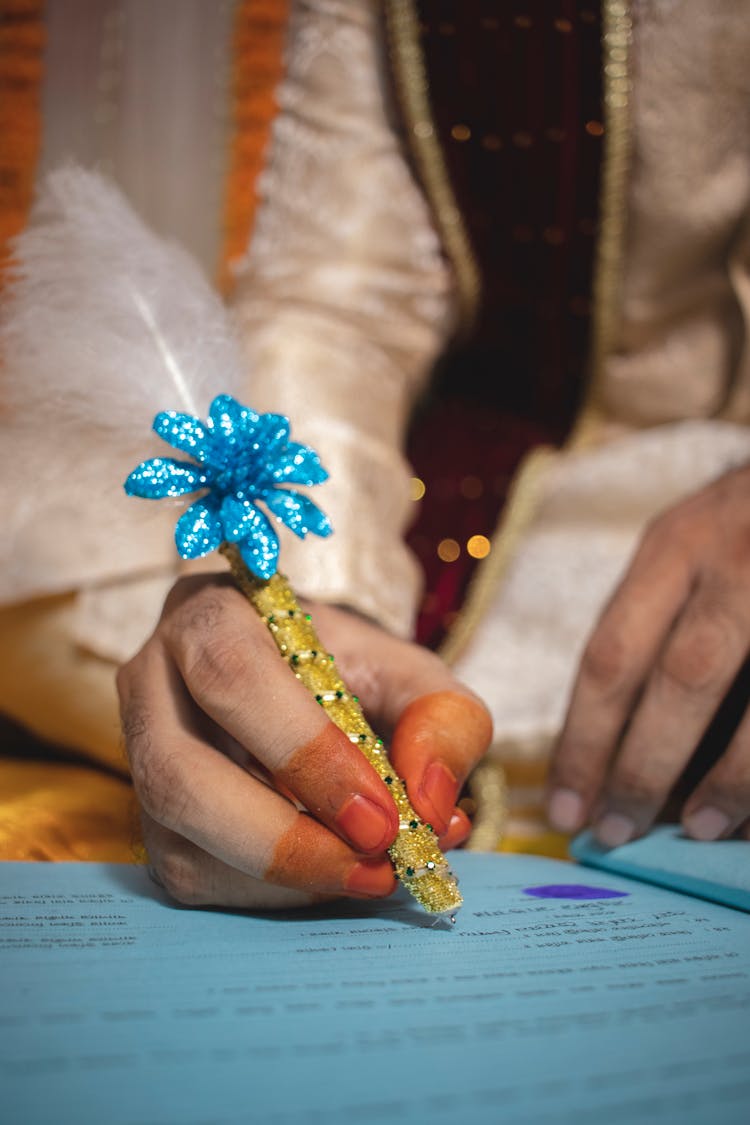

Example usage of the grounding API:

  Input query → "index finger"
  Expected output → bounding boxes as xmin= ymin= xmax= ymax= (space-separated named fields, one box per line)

xmin=162 ymin=580 xmax=399 ymax=855
xmin=547 ymin=525 xmax=692 ymax=832
xmin=121 ymin=644 xmax=394 ymax=901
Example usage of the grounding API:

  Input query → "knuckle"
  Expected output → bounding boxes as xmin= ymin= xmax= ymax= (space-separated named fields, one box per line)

xmin=171 ymin=585 xmax=232 ymax=640
xmin=131 ymin=748 xmax=187 ymax=828
xmin=154 ymin=851 xmax=203 ymax=905
xmin=642 ymin=505 xmax=685 ymax=548
xmin=639 ymin=502 xmax=702 ymax=565
xmin=163 ymin=575 xmax=223 ymax=617
xmin=184 ymin=634 xmax=253 ymax=702
xmin=659 ymin=621 xmax=729 ymax=696
xmin=580 ymin=630 xmax=631 ymax=696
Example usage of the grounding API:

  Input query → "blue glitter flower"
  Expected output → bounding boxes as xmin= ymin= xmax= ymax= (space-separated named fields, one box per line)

xmin=125 ymin=393 xmax=331 ymax=580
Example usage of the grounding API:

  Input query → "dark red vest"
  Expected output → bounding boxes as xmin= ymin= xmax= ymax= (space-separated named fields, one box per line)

xmin=394 ymin=2 xmax=604 ymax=646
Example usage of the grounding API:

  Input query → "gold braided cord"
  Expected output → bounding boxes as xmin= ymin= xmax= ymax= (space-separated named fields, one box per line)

xmin=220 ymin=545 xmax=462 ymax=915
xmin=463 ymin=759 xmax=509 ymax=853
xmin=569 ymin=0 xmax=634 ymax=448
xmin=384 ymin=0 xmax=481 ymax=334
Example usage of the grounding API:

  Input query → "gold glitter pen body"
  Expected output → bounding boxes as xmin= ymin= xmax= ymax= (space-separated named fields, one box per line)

xmin=221 ymin=546 xmax=463 ymax=918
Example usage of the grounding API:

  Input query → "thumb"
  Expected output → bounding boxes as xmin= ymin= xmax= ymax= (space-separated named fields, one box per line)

xmin=389 ymin=689 xmax=493 ymax=836
xmin=310 ymin=604 xmax=492 ymax=836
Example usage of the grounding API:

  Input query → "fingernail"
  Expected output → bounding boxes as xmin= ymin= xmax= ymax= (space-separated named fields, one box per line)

xmin=683 ymin=806 xmax=729 ymax=841
xmin=345 ymin=858 xmax=395 ymax=898
xmin=595 ymin=812 xmax=635 ymax=848
xmin=441 ymin=808 xmax=472 ymax=849
xmin=418 ymin=761 xmax=458 ymax=835
xmin=547 ymin=788 xmax=584 ymax=832
xmin=336 ymin=794 xmax=394 ymax=853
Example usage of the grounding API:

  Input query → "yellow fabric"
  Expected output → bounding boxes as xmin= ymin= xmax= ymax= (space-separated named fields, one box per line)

xmin=0 ymin=597 xmax=141 ymax=862
xmin=0 ymin=595 xmax=124 ymax=774
xmin=498 ymin=759 xmax=570 ymax=861
xmin=0 ymin=757 xmax=141 ymax=862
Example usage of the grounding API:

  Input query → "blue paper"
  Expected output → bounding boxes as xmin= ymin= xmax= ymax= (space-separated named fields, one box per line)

xmin=572 ymin=824 xmax=750 ymax=912
xmin=1 ymin=853 xmax=749 ymax=1124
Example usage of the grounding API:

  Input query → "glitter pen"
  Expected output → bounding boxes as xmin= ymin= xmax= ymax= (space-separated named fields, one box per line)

xmin=126 ymin=393 xmax=462 ymax=918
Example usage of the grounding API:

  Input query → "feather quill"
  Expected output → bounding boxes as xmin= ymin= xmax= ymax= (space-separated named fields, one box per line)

xmin=0 ymin=165 xmax=246 ymax=602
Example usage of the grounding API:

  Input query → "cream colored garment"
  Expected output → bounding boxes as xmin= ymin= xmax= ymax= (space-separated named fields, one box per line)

xmin=601 ymin=0 xmax=750 ymax=426
xmin=3 ymin=0 xmax=750 ymax=780
xmin=230 ymin=0 xmax=452 ymax=636
xmin=452 ymin=422 xmax=750 ymax=769
xmin=0 ymin=1 xmax=450 ymax=758
xmin=454 ymin=0 xmax=750 ymax=773
xmin=75 ymin=0 xmax=453 ymax=665
xmin=1 ymin=0 xmax=238 ymax=654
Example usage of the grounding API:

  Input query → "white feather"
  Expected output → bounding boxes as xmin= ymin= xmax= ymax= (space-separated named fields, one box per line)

xmin=0 ymin=165 xmax=247 ymax=603
xmin=1 ymin=165 xmax=243 ymax=424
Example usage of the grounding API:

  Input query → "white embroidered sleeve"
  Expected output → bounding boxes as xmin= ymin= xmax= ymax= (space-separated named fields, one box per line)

xmin=231 ymin=0 xmax=454 ymax=637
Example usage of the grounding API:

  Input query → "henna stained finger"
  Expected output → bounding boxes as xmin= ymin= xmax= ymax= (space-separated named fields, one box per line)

xmin=389 ymin=691 xmax=493 ymax=834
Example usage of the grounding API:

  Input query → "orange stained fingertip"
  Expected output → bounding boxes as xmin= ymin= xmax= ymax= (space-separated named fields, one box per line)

xmin=390 ymin=691 xmax=493 ymax=830
xmin=266 ymin=814 xmax=395 ymax=898
xmin=392 ymin=690 xmax=493 ymax=770
xmin=274 ymin=719 xmax=399 ymax=853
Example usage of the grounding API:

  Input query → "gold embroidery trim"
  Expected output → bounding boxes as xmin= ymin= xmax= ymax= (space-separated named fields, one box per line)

xmin=384 ymin=0 xmax=481 ymax=333
xmin=570 ymin=0 xmax=634 ymax=448
xmin=464 ymin=759 xmax=509 ymax=853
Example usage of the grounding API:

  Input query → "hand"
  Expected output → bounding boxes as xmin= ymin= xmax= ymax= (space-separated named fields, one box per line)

xmin=117 ymin=574 xmax=492 ymax=908
xmin=547 ymin=464 xmax=750 ymax=846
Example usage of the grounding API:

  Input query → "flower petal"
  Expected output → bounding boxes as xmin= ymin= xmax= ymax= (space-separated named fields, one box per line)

xmin=238 ymin=529 xmax=280 ymax=580
xmin=254 ymin=413 xmax=290 ymax=467
xmin=272 ymin=442 xmax=328 ymax=486
xmin=208 ymin=394 xmax=260 ymax=443
xmin=220 ymin=497 xmax=279 ymax=579
xmin=124 ymin=458 xmax=206 ymax=499
xmin=153 ymin=411 xmax=212 ymax=462
xmin=257 ymin=412 xmax=290 ymax=443
xmin=263 ymin=489 xmax=332 ymax=540
xmin=174 ymin=497 xmax=223 ymax=559
xmin=220 ymin=495 xmax=269 ymax=542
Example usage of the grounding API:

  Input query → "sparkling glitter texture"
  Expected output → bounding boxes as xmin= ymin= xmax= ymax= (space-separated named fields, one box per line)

xmin=221 ymin=544 xmax=463 ymax=916
xmin=126 ymin=396 xmax=460 ymax=913
xmin=125 ymin=394 xmax=331 ymax=579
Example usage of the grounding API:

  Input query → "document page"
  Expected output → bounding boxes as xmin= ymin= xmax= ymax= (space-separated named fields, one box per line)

xmin=1 ymin=853 xmax=748 ymax=1124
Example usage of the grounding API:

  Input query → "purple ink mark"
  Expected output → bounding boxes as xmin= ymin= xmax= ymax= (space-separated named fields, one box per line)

xmin=523 ymin=884 xmax=629 ymax=900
